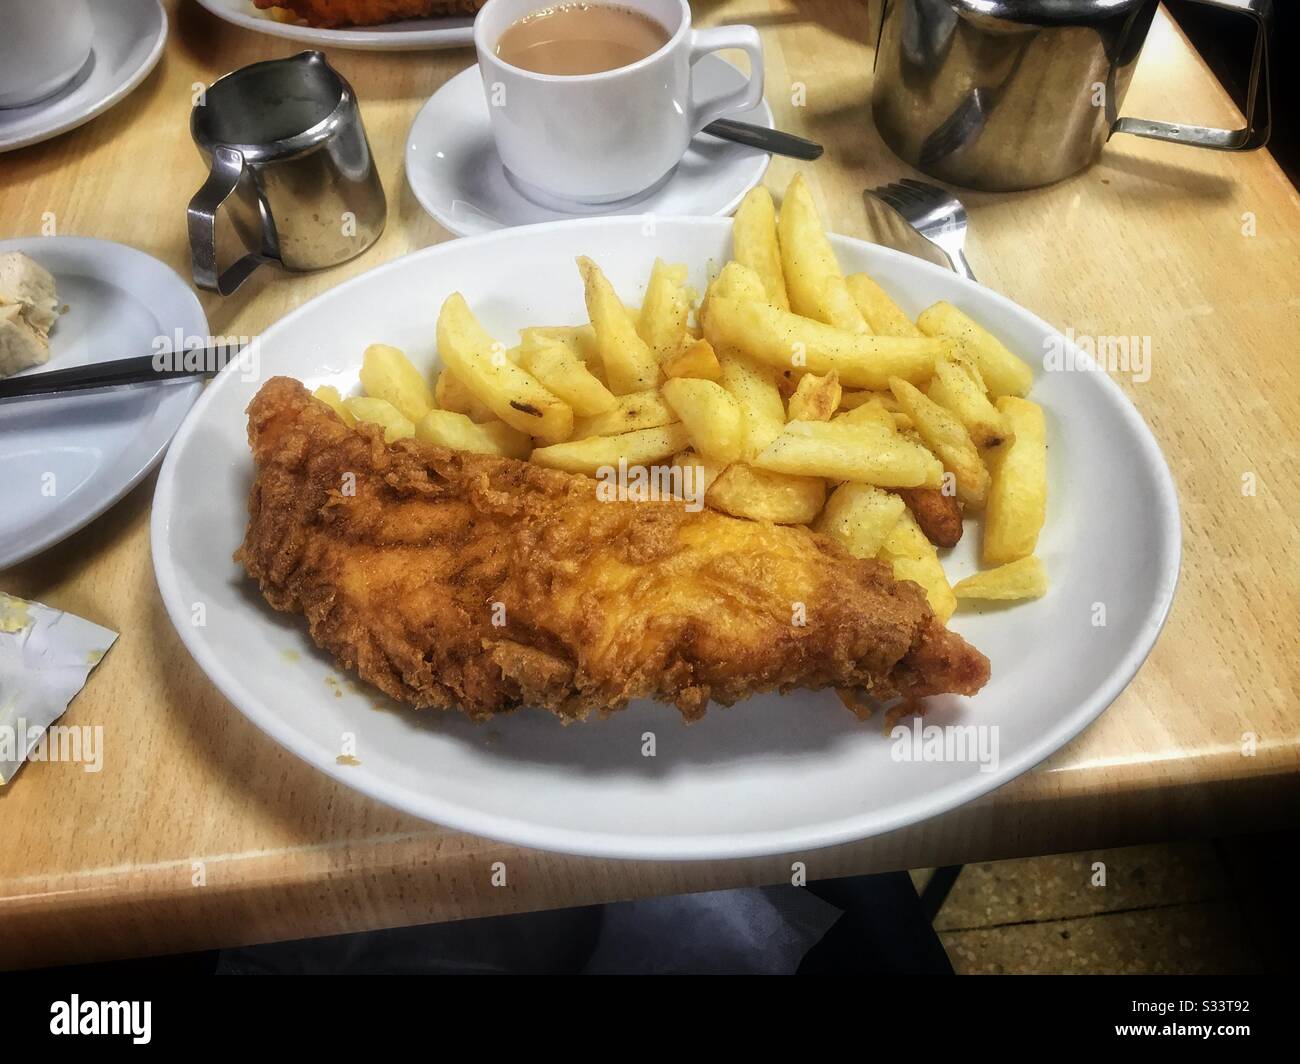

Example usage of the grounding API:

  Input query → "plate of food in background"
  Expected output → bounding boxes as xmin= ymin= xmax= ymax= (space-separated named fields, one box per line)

xmin=192 ymin=0 xmax=477 ymax=49
xmin=0 ymin=237 xmax=206 ymax=571
xmin=151 ymin=174 xmax=1179 ymax=860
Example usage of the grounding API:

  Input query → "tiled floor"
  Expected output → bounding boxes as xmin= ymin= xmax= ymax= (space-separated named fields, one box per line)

xmin=913 ymin=834 xmax=1289 ymax=974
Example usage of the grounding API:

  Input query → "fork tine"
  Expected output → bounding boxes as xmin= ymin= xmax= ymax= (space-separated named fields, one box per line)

xmin=899 ymin=178 xmax=941 ymax=197
xmin=877 ymin=182 xmax=915 ymax=206
xmin=873 ymin=189 xmax=904 ymax=211
xmin=890 ymin=183 xmax=925 ymax=205
xmin=898 ymin=183 xmax=942 ymax=208
xmin=900 ymin=179 xmax=960 ymax=215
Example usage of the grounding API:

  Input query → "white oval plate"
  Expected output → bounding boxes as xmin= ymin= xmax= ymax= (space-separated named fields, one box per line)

xmin=0 ymin=237 xmax=206 ymax=571
xmin=406 ymin=58 xmax=774 ymax=237
xmin=151 ymin=218 xmax=1180 ymax=861
xmin=193 ymin=0 xmax=474 ymax=50
xmin=0 ymin=0 xmax=167 ymax=154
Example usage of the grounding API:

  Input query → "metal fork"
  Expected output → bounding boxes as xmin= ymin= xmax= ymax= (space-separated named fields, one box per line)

xmin=863 ymin=179 xmax=975 ymax=281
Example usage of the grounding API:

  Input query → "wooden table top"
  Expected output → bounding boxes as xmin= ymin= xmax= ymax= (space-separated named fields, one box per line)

xmin=1 ymin=1 xmax=1296 ymax=969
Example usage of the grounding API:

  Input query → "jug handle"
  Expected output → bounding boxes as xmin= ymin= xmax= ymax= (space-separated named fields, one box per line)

xmin=187 ymin=147 xmax=278 ymax=295
xmin=1110 ymin=0 xmax=1271 ymax=151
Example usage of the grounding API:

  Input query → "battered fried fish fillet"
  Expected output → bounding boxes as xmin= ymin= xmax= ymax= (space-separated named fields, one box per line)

xmin=253 ymin=0 xmax=483 ymax=28
xmin=236 ymin=378 xmax=989 ymax=723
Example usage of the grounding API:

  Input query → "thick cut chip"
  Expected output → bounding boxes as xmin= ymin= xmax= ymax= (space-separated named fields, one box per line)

xmin=733 ymin=186 xmax=789 ymax=310
xmin=982 ymin=397 xmax=1047 ymax=564
xmin=777 ymin=173 xmax=869 ymax=333
xmin=436 ymin=293 xmax=574 ymax=444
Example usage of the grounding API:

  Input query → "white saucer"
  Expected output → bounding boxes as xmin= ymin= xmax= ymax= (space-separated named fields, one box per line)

xmin=0 ymin=0 xmax=167 ymax=154
xmin=405 ymin=58 xmax=775 ymax=237
xmin=194 ymin=0 xmax=474 ymax=51
xmin=0 ymin=237 xmax=206 ymax=571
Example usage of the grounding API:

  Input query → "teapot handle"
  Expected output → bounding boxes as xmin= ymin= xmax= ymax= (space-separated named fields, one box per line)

xmin=1110 ymin=0 xmax=1272 ymax=151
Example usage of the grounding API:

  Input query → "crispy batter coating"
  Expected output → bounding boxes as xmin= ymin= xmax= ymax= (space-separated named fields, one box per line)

xmin=253 ymin=0 xmax=483 ymax=28
xmin=235 ymin=378 xmax=989 ymax=723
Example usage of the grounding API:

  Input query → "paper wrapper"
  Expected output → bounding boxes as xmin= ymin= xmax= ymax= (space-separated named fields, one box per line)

xmin=0 ymin=593 xmax=117 ymax=784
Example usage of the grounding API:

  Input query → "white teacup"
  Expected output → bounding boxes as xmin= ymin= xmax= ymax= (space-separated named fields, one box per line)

xmin=0 ymin=0 xmax=94 ymax=110
xmin=474 ymin=0 xmax=764 ymax=208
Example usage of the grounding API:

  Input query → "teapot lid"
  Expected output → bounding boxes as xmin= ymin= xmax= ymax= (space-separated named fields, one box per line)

xmin=949 ymin=0 xmax=1146 ymax=22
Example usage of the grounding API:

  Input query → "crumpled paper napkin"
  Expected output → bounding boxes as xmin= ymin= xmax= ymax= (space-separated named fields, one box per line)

xmin=0 ymin=592 xmax=117 ymax=783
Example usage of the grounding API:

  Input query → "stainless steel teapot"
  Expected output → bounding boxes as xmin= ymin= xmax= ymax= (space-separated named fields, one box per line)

xmin=871 ymin=0 xmax=1273 ymax=191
